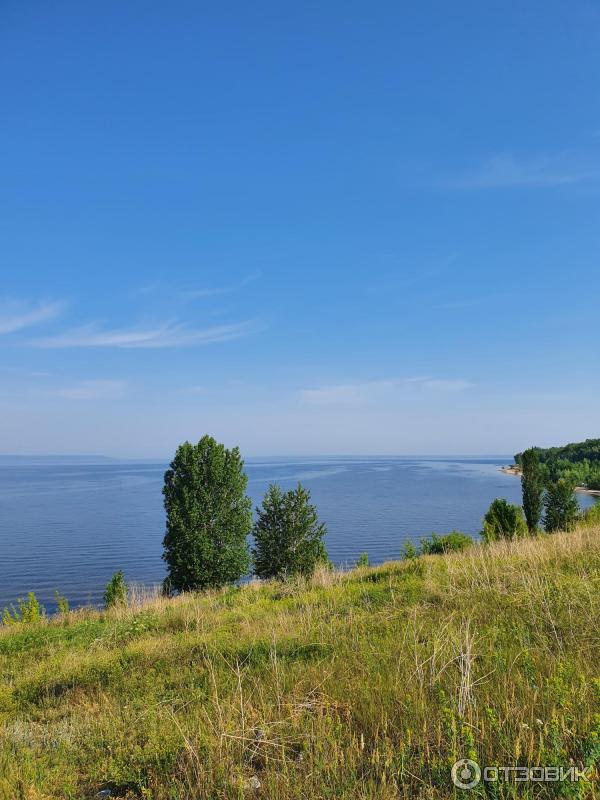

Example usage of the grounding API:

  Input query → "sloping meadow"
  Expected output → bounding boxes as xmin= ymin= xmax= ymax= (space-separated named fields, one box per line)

xmin=1 ymin=525 xmax=599 ymax=799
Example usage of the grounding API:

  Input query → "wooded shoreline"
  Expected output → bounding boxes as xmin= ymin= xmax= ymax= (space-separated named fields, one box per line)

xmin=500 ymin=464 xmax=600 ymax=496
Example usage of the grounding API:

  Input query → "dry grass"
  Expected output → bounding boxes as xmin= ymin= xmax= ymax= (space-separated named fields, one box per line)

xmin=1 ymin=525 xmax=600 ymax=799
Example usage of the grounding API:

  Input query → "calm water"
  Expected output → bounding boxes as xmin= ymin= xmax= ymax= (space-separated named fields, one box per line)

xmin=1 ymin=456 xmax=596 ymax=612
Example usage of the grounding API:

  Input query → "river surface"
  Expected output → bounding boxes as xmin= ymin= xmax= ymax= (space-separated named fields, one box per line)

xmin=1 ymin=456 xmax=595 ymax=612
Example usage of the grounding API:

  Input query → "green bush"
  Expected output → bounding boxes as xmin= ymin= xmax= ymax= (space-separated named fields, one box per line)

xmin=585 ymin=470 xmax=600 ymax=491
xmin=418 ymin=531 xmax=473 ymax=555
xmin=103 ymin=571 xmax=128 ymax=609
xmin=2 ymin=592 xmax=45 ymax=625
xmin=579 ymin=501 xmax=600 ymax=527
xmin=54 ymin=591 xmax=70 ymax=615
xmin=356 ymin=552 xmax=369 ymax=567
xmin=481 ymin=498 xmax=528 ymax=543
xmin=400 ymin=541 xmax=418 ymax=560
xmin=402 ymin=531 xmax=472 ymax=558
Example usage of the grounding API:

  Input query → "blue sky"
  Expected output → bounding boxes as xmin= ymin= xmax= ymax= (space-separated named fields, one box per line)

xmin=1 ymin=0 xmax=599 ymax=457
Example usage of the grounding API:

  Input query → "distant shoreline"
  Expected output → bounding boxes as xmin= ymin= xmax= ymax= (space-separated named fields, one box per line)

xmin=500 ymin=465 xmax=600 ymax=496
xmin=500 ymin=465 xmax=521 ymax=476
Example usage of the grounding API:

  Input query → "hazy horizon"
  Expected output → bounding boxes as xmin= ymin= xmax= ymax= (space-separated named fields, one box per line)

xmin=0 ymin=452 xmax=516 ymax=462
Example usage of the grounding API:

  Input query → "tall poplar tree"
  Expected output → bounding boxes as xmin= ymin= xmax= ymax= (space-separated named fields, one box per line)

xmin=521 ymin=447 xmax=544 ymax=533
xmin=162 ymin=436 xmax=252 ymax=592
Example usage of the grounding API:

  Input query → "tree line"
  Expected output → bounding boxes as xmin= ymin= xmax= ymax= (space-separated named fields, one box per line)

xmin=515 ymin=437 xmax=600 ymax=465
xmin=514 ymin=437 xmax=600 ymax=491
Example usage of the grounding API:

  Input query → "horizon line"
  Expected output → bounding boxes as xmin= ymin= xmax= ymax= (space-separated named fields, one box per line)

xmin=0 ymin=452 xmax=516 ymax=462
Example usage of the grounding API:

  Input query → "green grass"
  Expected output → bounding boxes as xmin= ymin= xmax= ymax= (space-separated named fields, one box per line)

xmin=1 ymin=525 xmax=600 ymax=799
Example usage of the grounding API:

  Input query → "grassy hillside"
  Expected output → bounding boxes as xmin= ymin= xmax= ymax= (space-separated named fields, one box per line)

xmin=2 ymin=525 xmax=600 ymax=799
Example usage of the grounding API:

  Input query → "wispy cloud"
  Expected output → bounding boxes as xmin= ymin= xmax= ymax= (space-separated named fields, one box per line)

xmin=301 ymin=376 xmax=472 ymax=405
xmin=29 ymin=319 xmax=260 ymax=348
xmin=49 ymin=380 xmax=127 ymax=400
xmin=449 ymin=153 xmax=599 ymax=189
xmin=300 ymin=380 xmax=395 ymax=406
xmin=0 ymin=300 xmax=64 ymax=335
xmin=404 ymin=376 xmax=473 ymax=391
xmin=181 ymin=271 xmax=262 ymax=299
xmin=0 ymin=375 xmax=127 ymax=401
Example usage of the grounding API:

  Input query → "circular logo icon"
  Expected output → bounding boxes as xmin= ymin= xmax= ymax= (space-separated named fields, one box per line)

xmin=451 ymin=758 xmax=481 ymax=789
